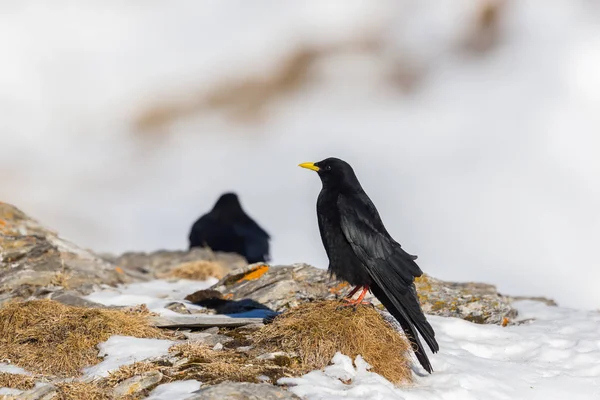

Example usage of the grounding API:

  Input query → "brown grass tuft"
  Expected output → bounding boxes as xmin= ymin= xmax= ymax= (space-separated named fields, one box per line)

xmin=51 ymin=271 xmax=71 ymax=288
xmin=169 ymin=342 xmax=296 ymax=385
xmin=0 ymin=300 xmax=169 ymax=376
xmin=166 ymin=261 xmax=226 ymax=281
xmin=253 ymin=300 xmax=413 ymax=384
xmin=0 ymin=372 xmax=36 ymax=390
xmin=54 ymin=382 xmax=111 ymax=400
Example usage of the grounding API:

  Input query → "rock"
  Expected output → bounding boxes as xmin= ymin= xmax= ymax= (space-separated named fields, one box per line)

xmin=165 ymin=302 xmax=192 ymax=314
xmin=185 ymin=289 xmax=275 ymax=315
xmin=0 ymin=203 xmax=129 ymax=305
xmin=189 ymin=382 xmax=300 ymax=400
xmin=106 ymin=248 xmax=246 ymax=278
xmin=211 ymin=263 xmax=338 ymax=311
xmin=212 ymin=264 xmax=517 ymax=325
xmin=509 ymin=296 xmax=557 ymax=307
xmin=150 ymin=314 xmax=267 ymax=329
xmin=185 ymin=289 xmax=226 ymax=304
xmin=47 ymin=291 xmax=107 ymax=308
xmin=415 ymin=274 xmax=517 ymax=324
xmin=180 ymin=330 xmax=234 ymax=346
xmin=112 ymin=370 xmax=163 ymax=398
xmin=13 ymin=384 xmax=57 ymax=400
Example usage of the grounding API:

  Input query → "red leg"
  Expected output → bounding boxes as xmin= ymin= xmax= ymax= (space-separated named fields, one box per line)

xmin=344 ymin=285 xmax=361 ymax=299
xmin=338 ymin=285 xmax=371 ymax=309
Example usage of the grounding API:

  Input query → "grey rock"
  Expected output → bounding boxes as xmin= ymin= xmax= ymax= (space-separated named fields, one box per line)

xmin=150 ymin=314 xmax=266 ymax=329
xmin=13 ymin=384 xmax=56 ymax=400
xmin=47 ymin=291 xmax=107 ymax=308
xmin=0 ymin=203 xmax=129 ymax=305
xmin=189 ymin=382 xmax=300 ymax=400
xmin=165 ymin=302 xmax=192 ymax=314
xmin=213 ymin=264 xmax=517 ymax=325
xmin=509 ymin=296 xmax=557 ymax=306
xmin=415 ymin=274 xmax=517 ymax=324
xmin=113 ymin=370 xmax=163 ymax=398
xmin=211 ymin=263 xmax=337 ymax=312
xmin=106 ymin=248 xmax=246 ymax=278
xmin=181 ymin=330 xmax=233 ymax=346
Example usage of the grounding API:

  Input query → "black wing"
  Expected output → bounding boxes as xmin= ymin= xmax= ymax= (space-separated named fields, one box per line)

xmin=233 ymin=217 xmax=270 ymax=263
xmin=337 ymin=192 xmax=438 ymax=372
xmin=188 ymin=214 xmax=211 ymax=249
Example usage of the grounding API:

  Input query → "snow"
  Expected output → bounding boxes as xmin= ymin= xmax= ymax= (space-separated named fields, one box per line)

xmin=83 ymin=335 xmax=176 ymax=378
xmin=0 ymin=363 xmax=28 ymax=375
xmin=0 ymin=364 xmax=30 ymax=396
xmin=281 ymin=301 xmax=600 ymax=400
xmin=146 ymin=380 xmax=202 ymax=400
xmin=0 ymin=388 xmax=23 ymax=396
xmin=84 ymin=278 xmax=218 ymax=316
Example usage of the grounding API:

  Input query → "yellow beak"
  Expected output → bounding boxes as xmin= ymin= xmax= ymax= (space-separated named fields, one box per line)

xmin=298 ymin=162 xmax=320 ymax=172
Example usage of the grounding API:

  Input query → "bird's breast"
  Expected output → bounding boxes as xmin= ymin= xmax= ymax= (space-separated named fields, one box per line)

xmin=316 ymin=191 xmax=371 ymax=286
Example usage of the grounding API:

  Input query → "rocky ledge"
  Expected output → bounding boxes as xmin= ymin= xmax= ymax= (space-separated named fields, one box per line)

xmin=0 ymin=202 xmax=552 ymax=399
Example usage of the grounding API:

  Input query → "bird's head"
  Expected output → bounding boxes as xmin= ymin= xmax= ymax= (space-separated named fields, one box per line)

xmin=213 ymin=192 xmax=242 ymax=211
xmin=299 ymin=157 xmax=360 ymax=190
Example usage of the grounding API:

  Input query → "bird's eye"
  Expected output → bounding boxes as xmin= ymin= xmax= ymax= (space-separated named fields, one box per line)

xmin=325 ymin=165 xmax=332 ymax=171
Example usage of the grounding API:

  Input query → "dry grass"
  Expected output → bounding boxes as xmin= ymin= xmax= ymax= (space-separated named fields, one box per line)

xmin=51 ymin=271 xmax=71 ymax=288
xmin=0 ymin=372 xmax=36 ymax=390
xmin=165 ymin=261 xmax=226 ymax=281
xmin=253 ymin=300 xmax=413 ymax=384
xmin=54 ymin=382 xmax=111 ymax=400
xmin=169 ymin=342 xmax=296 ymax=385
xmin=0 ymin=300 xmax=169 ymax=376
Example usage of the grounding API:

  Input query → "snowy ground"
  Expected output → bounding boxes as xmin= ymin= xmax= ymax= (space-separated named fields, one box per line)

xmin=83 ymin=280 xmax=600 ymax=399
xmin=284 ymin=301 xmax=600 ymax=400
xmin=84 ymin=278 xmax=218 ymax=316
xmin=2 ymin=279 xmax=599 ymax=399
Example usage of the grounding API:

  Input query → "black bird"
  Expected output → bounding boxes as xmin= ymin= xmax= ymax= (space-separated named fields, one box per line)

xmin=189 ymin=192 xmax=270 ymax=264
xmin=299 ymin=157 xmax=438 ymax=373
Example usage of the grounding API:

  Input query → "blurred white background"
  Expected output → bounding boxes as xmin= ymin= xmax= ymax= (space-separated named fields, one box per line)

xmin=1 ymin=0 xmax=599 ymax=308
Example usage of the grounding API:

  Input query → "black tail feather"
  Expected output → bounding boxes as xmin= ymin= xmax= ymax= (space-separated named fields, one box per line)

xmin=371 ymin=283 xmax=437 ymax=373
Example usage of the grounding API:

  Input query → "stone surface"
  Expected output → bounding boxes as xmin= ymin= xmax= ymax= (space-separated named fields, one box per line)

xmin=211 ymin=263 xmax=338 ymax=312
xmin=415 ymin=274 xmax=517 ymax=324
xmin=113 ymin=370 xmax=163 ymax=398
xmin=105 ymin=248 xmax=247 ymax=278
xmin=185 ymin=289 xmax=275 ymax=315
xmin=165 ymin=302 xmax=192 ymax=314
xmin=180 ymin=330 xmax=234 ymax=346
xmin=0 ymin=203 xmax=129 ymax=305
xmin=13 ymin=384 xmax=56 ymax=400
xmin=211 ymin=264 xmax=517 ymax=325
xmin=189 ymin=382 xmax=300 ymax=400
xmin=150 ymin=314 xmax=267 ymax=329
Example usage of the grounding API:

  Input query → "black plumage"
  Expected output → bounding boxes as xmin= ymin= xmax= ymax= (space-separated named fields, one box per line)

xmin=189 ymin=192 xmax=270 ymax=264
xmin=299 ymin=157 xmax=438 ymax=373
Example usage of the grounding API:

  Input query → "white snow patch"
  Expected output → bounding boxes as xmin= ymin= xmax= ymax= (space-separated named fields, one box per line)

xmin=0 ymin=364 xmax=31 ymax=396
xmin=83 ymin=336 xmax=175 ymax=378
xmin=146 ymin=380 xmax=202 ymax=400
xmin=0 ymin=363 xmax=29 ymax=375
xmin=0 ymin=388 xmax=23 ymax=396
xmin=84 ymin=278 xmax=217 ymax=315
xmin=281 ymin=301 xmax=600 ymax=400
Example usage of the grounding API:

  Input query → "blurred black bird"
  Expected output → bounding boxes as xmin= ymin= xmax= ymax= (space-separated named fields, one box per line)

xmin=189 ymin=192 xmax=270 ymax=264
xmin=299 ymin=157 xmax=438 ymax=373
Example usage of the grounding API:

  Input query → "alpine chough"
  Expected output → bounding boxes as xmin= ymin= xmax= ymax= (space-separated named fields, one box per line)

xmin=189 ymin=192 xmax=270 ymax=264
xmin=299 ymin=157 xmax=438 ymax=373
